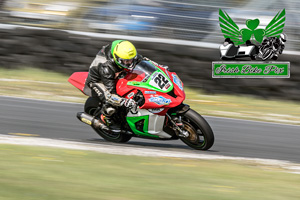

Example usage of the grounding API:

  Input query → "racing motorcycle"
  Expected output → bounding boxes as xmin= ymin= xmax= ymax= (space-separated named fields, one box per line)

xmin=68 ymin=60 xmax=214 ymax=150
xmin=257 ymin=37 xmax=284 ymax=61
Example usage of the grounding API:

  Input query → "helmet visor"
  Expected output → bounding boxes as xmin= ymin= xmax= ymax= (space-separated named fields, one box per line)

xmin=118 ymin=57 xmax=135 ymax=69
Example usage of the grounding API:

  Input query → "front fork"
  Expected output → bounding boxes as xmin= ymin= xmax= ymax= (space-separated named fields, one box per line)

xmin=166 ymin=113 xmax=189 ymax=138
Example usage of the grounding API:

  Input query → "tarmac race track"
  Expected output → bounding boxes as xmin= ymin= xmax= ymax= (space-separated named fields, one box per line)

xmin=0 ymin=96 xmax=299 ymax=163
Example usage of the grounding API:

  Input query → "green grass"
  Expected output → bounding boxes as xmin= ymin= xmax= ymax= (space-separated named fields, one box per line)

xmin=0 ymin=67 xmax=86 ymax=102
xmin=0 ymin=67 xmax=300 ymax=125
xmin=0 ymin=144 xmax=299 ymax=200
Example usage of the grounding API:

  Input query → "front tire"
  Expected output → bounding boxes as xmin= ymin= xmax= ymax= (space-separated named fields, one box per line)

xmin=180 ymin=109 xmax=214 ymax=150
xmin=261 ymin=49 xmax=273 ymax=61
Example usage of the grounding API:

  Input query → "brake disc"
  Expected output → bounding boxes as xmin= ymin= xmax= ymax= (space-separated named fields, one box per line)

xmin=183 ymin=122 xmax=198 ymax=144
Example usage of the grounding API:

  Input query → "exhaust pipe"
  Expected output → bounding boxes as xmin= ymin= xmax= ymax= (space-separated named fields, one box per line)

xmin=77 ymin=112 xmax=109 ymax=131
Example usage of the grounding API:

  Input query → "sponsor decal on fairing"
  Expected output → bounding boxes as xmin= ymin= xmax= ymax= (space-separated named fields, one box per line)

xmin=149 ymin=96 xmax=171 ymax=105
xmin=172 ymin=74 xmax=183 ymax=90
xmin=144 ymin=91 xmax=156 ymax=94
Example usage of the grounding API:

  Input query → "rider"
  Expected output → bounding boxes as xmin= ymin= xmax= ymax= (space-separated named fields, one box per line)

xmin=260 ymin=33 xmax=287 ymax=60
xmin=85 ymin=40 xmax=168 ymax=131
xmin=277 ymin=33 xmax=287 ymax=55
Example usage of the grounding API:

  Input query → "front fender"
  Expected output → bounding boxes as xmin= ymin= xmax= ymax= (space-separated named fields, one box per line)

xmin=167 ymin=103 xmax=190 ymax=115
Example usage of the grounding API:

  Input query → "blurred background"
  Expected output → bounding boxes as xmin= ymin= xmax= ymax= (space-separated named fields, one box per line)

xmin=1 ymin=2 xmax=300 ymax=199
xmin=0 ymin=0 xmax=300 ymax=100
xmin=1 ymin=0 xmax=300 ymax=49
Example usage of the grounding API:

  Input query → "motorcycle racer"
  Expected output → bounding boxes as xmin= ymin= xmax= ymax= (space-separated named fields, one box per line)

xmin=259 ymin=33 xmax=287 ymax=60
xmin=69 ymin=51 xmax=215 ymax=150
xmin=85 ymin=40 xmax=168 ymax=131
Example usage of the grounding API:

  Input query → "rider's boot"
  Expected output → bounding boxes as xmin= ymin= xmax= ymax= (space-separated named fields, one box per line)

xmin=100 ymin=114 xmax=121 ymax=132
xmin=93 ymin=118 xmax=109 ymax=131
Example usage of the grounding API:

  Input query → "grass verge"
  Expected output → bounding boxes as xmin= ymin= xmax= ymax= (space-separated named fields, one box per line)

xmin=0 ymin=67 xmax=300 ymax=125
xmin=0 ymin=144 xmax=300 ymax=200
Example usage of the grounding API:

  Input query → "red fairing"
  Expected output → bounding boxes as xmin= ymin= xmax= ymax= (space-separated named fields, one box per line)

xmin=68 ymin=72 xmax=88 ymax=94
xmin=116 ymin=65 xmax=185 ymax=116
xmin=68 ymin=64 xmax=185 ymax=116
xmin=116 ymin=71 xmax=144 ymax=97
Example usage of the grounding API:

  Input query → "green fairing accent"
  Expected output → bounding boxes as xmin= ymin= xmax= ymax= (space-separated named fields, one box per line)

xmin=127 ymin=62 xmax=173 ymax=93
xmin=126 ymin=115 xmax=159 ymax=138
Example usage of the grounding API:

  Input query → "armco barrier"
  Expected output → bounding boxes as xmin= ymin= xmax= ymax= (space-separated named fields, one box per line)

xmin=0 ymin=28 xmax=299 ymax=101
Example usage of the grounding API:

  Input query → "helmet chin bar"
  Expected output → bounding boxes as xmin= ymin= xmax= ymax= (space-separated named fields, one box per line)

xmin=115 ymin=54 xmax=138 ymax=69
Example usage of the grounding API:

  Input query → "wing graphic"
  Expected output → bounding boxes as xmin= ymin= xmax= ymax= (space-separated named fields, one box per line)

xmin=219 ymin=9 xmax=243 ymax=45
xmin=264 ymin=9 xmax=285 ymax=38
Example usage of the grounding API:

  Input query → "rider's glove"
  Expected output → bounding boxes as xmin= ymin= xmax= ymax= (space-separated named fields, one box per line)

xmin=121 ymin=98 xmax=136 ymax=109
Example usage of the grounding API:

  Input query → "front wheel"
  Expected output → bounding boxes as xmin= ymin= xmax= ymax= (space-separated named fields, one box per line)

xmin=261 ymin=48 xmax=273 ymax=61
xmin=180 ymin=109 xmax=214 ymax=150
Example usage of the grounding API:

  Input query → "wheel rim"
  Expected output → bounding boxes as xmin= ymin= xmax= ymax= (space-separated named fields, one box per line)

xmin=184 ymin=122 xmax=198 ymax=144
xmin=181 ymin=120 xmax=206 ymax=147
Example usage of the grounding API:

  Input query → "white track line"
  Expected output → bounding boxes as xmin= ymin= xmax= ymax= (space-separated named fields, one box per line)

xmin=0 ymin=134 xmax=299 ymax=174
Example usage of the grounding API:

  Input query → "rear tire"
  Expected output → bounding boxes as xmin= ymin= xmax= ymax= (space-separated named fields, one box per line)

xmin=180 ymin=109 xmax=214 ymax=150
xmin=92 ymin=127 xmax=132 ymax=143
xmin=84 ymin=97 xmax=100 ymax=115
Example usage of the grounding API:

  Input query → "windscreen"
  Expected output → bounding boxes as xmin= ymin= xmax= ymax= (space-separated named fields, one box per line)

xmin=131 ymin=60 xmax=157 ymax=77
xmin=126 ymin=60 xmax=173 ymax=93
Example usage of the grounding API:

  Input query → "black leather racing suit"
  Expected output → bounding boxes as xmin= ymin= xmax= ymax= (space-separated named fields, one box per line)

xmin=85 ymin=44 xmax=121 ymax=94
xmin=84 ymin=44 xmax=128 ymax=117
xmin=84 ymin=44 xmax=145 ymax=118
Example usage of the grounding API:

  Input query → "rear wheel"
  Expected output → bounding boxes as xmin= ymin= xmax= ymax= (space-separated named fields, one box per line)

xmin=92 ymin=127 xmax=132 ymax=143
xmin=84 ymin=97 xmax=100 ymax=115
xmin=84 ymin=97 xmax=132 ymax=143
xmin=180 ymin=109 xmax=214 ymax=150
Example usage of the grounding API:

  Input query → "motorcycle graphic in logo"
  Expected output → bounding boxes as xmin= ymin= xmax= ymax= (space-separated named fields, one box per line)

xmin=213 ymin=9 xmax=290 ymax=78
xmin=219 ymin=9 xmax=286 ymax=60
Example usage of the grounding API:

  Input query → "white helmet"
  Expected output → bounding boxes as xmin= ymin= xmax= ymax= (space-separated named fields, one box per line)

xmin=280 ymin=33 xmax=287 ymax=43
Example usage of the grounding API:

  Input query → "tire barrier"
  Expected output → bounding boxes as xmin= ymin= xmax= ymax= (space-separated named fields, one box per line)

xmin=0 ymin=28 xmax=300 ymax=101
